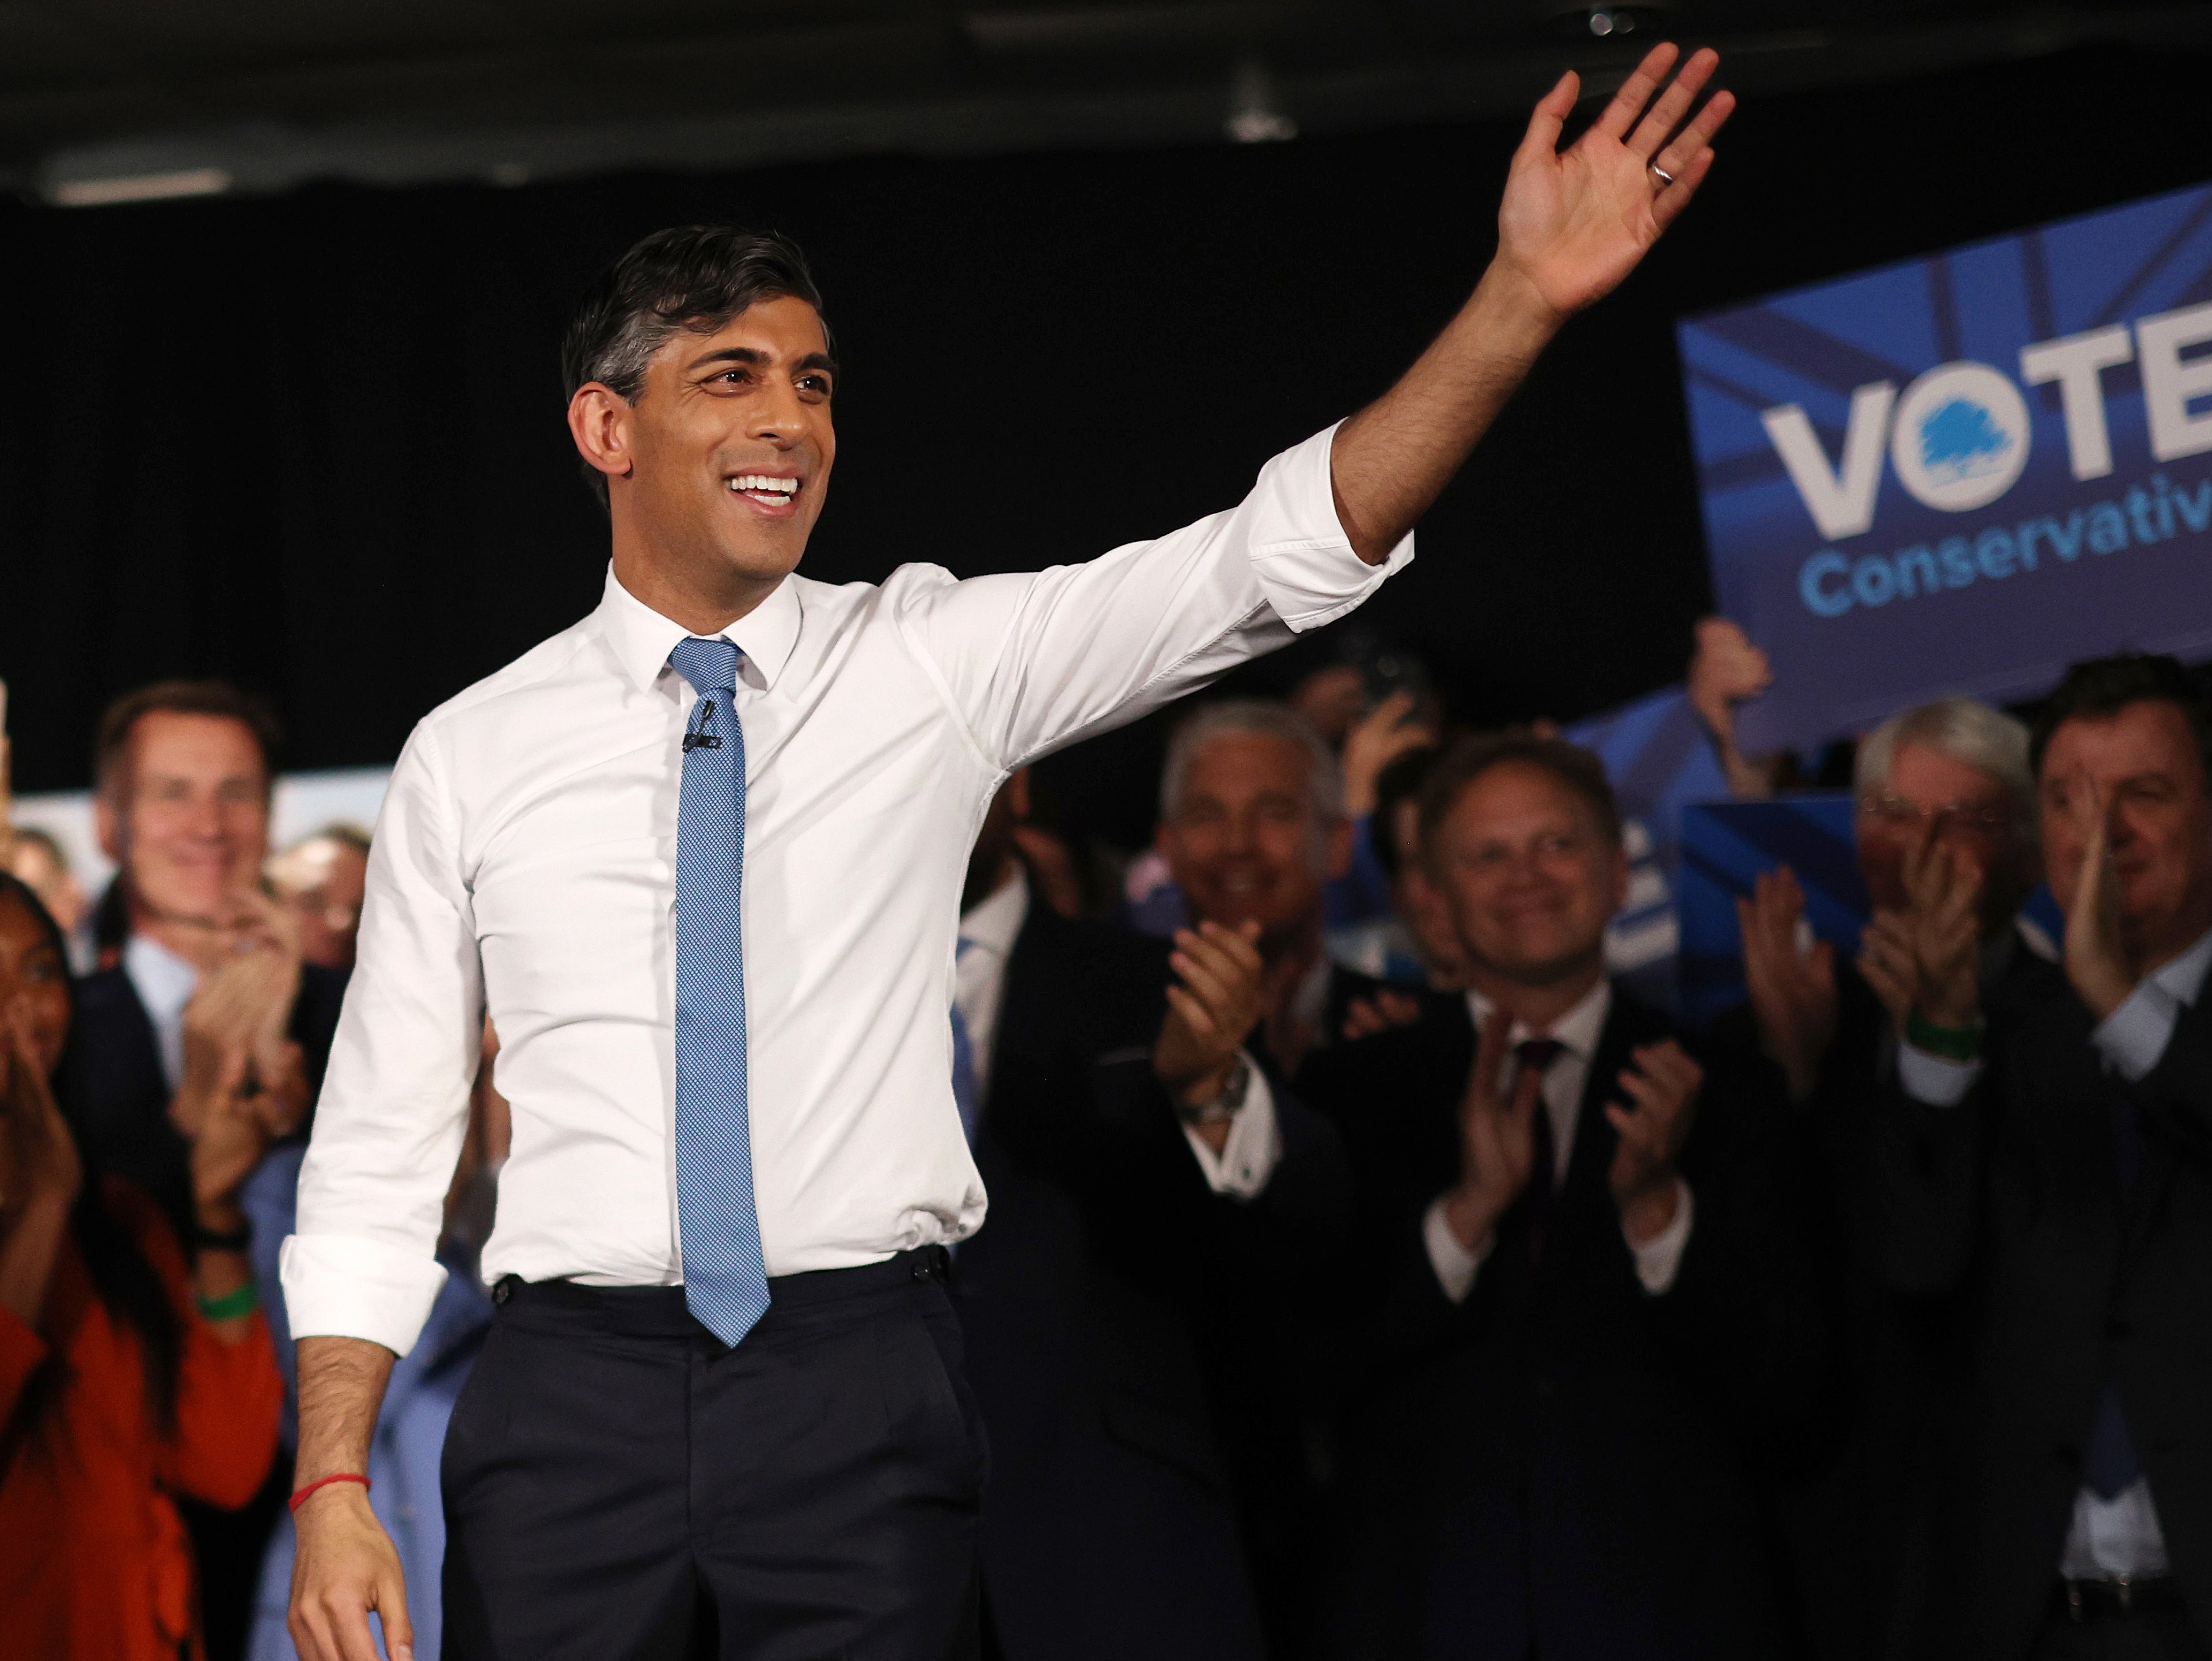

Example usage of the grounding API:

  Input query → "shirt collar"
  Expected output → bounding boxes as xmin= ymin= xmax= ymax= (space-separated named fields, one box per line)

xmin=123 ymin=932 xmax=199 ymax=1027
xmin=1465 ymin=976 xmax=1613 ymax=1060
xmin=2150 ymin=922 xmax=2212 ymax=1007
xmin=596 ymin=564 xmax=803 ymax=696
xmin=959 ymin=869 xmax=1030 ymax=956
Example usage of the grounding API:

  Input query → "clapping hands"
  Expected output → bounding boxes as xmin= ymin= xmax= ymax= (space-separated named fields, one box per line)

xmin=1737 ymin=866 xmax=1837 ymax=1100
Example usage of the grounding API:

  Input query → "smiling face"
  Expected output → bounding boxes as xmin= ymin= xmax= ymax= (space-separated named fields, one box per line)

xmin=95 ymin=710 xmax=272 ymax=933
xmin=1428 ymin=760 xmax=1628 ymax=993
xmin=2040 ymin=700 xmax=2212 ymax=968
xmin=573 ymin=295 xmax=837 ymax=624
xmin=1158 ymin=732 xmax=1351 ymax=954
xmin=0 ymin=887 xmax=72 ymax=1081
xmin=1856 ymin=740 xmax=2033 ymax=929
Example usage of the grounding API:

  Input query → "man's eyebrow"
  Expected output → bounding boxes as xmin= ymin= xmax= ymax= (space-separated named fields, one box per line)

xmin=687 ymin=346 xmax=767 ymax=374
xmin=795 ymin=351 xmax=839 ymax=379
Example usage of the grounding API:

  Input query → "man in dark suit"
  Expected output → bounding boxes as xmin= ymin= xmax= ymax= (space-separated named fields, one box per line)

xmin=1871 ymin=655 xmax=2212 ymax=1659
xmin=952 ymin=770 xmax=1351 ymax=1661
xmin=1729 ymin=696 xmax=2040 ymax=1659
xmin=1306 ymin=731 xmax=1808 ymax=1661
xmin=66 ymin=679 xmax=348 ymax=1661
xmin=1154 ymin=700 xmax=1436 ymax=1090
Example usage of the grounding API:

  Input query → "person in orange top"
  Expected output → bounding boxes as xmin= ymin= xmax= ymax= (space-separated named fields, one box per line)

xmin=0 ymin=869 xmax=286 ymax=1661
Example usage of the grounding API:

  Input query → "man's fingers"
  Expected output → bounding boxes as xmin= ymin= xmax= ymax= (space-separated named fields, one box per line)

xmin=1472 ymin=1007 xmax=1513 ymax=1105
xmin=1652 ymin=78 xmax=1734 ymax=172
xmin=1587 ymin=42 xmax=1682 ymax=143
xmin=1169 ymin=943 xmax=1238 ymax=1015
xmin=1163 ymin=985 xmax=1220 ymax=1044
xmin=1652 ymin=147 xmax=1718 ymax=231
xmin=1195 ymin=918 xmax=1265 ymax=977
xmin=1625 ymin=44 xmax=1718 ymax=158
xmin=1517 ymin=69 xmax=1579 ymax=160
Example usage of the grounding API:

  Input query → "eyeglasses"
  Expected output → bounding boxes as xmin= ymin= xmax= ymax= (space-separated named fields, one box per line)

xmin=1857 ymin=794 xmax=2015 ymax=834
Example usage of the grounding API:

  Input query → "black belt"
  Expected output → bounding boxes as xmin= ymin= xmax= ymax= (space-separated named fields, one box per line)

xmin=491 ymin=1245 xmax=951 ymax=1337
xmin=2053 ymin=1576 xmax=2186 ymax=1622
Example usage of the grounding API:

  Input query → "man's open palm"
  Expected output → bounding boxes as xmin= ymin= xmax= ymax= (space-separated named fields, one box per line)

xmin=1498 ymin=44 xmax=1734 ymax=320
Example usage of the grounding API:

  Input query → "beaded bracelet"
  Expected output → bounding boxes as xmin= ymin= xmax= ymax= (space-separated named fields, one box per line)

xmin=196 ymin=1280 xmax=259 ymax=1322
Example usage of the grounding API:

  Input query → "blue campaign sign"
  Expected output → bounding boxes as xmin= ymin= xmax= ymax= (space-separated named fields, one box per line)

xmin=1678 ymin=182 xmax=2212 ymax=753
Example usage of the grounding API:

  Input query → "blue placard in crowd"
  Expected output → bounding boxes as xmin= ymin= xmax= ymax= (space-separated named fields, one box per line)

xmin=1676 ymin=795 xmax=1867 ymax=1028
xmin=1679 ymin=181 xmax=2212 ymax=754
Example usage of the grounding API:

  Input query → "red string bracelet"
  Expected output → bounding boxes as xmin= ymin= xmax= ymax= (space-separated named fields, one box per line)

xmin=289 ymin=1473 xmax=371 ymax=1514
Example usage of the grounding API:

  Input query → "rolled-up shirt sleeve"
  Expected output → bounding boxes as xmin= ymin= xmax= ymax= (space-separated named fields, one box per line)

xmin=280 ymin=723 xmax=484 ymax=1357
xmin=894 ymin=423 xmax=1413 ymax=771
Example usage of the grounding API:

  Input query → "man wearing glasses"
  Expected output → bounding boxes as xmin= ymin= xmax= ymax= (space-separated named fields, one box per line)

xmin=1731 ymin=695 xmax=2042 ymax=1658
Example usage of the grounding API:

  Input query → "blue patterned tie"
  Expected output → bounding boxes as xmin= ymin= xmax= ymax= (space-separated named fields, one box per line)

xmin=669 ymin=637 xmax=770 ymax=1348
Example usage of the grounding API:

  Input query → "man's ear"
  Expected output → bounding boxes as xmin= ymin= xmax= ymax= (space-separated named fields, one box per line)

xmin=93 ymin=790 xmax=122 ymax=865
xmin=567 ymin=384 xmax=636 ymax=488
xmin=1609 ymin=838 xmax=1633 ymax=914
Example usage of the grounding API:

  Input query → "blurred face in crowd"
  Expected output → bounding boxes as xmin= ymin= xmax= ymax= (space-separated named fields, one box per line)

xmin=1427 ymin=761 xmax=1628 ymax=992
xmin=1857 ymin=741 xmax=2032 ymax=930
xmin=1158 ymin=733 xmax=1351 ymax=955
xmin=6 ymin=837 xmax=85 ymax=937
xmin=1390 ymin=792 xmax=1469 ymax=987
xmin=2040 ymin=700 xmax=2212 ymax=968
xmin=96 ymin=711 xmax=272 ymax=931
xmin=269 ymin=835 xmax=369 ymax=971
xmin=575 ymin=296 xmax=837 ymax=605
xmin=0 ymin=887 xmax=71 ymax=1081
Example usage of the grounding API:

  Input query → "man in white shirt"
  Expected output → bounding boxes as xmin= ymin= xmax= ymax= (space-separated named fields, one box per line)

xmin=1874 ymin=654 xmax=2212 ymax=1659
xmin=1305 ymin=729 xmax=1799 ymax=1660
xmin=283 ymin=45 xmax=1735 ymax=1661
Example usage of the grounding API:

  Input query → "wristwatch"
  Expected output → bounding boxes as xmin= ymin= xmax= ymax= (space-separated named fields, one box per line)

xmin=1176 ymin=1056 xmax=1252 ymax=1128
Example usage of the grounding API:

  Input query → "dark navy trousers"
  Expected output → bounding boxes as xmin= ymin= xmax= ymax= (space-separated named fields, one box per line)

xmin=442 ymin=1247 xmax=985 ymax=1661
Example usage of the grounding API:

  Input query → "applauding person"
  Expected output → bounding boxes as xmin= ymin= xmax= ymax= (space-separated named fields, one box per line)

xmin=1306 ymin=732 xmax=1808 ymax=1661
xmin=948 ymin=773 xmax=1350 ymax=1661
xmin=0 ymin=871 xmax=284 ymax=1661
xmin=1872 ymin=656 xmax=2212 ymax=1658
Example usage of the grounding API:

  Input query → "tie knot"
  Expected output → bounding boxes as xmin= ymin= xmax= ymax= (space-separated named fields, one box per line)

xmin=1514 ymin=1037 xmax=1565 ymax=1076
xmin=670 ymin=636 xmax=743 ymax=697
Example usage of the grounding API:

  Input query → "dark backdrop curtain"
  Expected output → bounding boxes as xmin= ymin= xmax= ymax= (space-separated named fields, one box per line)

xmin=1 ymin=41 xmax=2205 ymax=850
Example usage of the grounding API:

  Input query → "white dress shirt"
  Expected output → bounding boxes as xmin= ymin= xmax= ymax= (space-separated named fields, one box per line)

xmin=282 ymin=424 xmax=1409 ymax=1356
xmin=123 ymin=933 xmax=200 ymax=1093
xmin=1899 ymin=923 xmax=2212 ymax=1581
xmin=1422 ymin=980 xmax=1695 ymax=1303
xmin=956 ymin=871 xmax=1281 ymax=1196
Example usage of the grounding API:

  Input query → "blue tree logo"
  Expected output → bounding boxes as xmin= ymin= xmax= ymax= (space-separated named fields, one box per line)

xmin=1918 ymin=398 xmax=2014 ymax=484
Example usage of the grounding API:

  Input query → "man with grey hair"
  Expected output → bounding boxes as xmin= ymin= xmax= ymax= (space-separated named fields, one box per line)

xmin=1730 ymin=694 xmax=2043 ymax=1661
xmin=1156 ymin=699 xmax=1415 ymax=1088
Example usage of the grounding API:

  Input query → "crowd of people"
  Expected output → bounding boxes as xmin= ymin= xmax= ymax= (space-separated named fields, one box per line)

xmin=4 ymin=626 xmax=2210 ymax=1660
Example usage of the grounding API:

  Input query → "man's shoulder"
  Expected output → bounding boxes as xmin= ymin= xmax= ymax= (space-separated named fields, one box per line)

xmin=73 ymin=964 xmax=148 ymax=1031
xmin=412 ymin=615 xmax=600 ymax=742
xmin=1012 ymin=906 xmax=1170 ymax=995
xmin=1307 ymin=995 xmax=1473 ymax=1100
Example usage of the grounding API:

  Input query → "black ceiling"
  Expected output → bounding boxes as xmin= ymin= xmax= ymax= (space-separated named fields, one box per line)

xmin=6 ymin=1 xmax=2208 ymax=199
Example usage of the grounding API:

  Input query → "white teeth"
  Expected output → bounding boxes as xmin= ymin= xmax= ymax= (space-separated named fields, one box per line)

xmin=728 ymin=473 xmax=796 ymax=496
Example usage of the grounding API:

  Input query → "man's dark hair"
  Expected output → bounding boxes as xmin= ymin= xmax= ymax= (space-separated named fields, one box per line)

xmin=561 ymin=226 xmax=830 ymax=510
xmin=1417 ymin=729 xmax=1623 ymax=863
xmin=2030 ymin=653 xmax=2212 ymax=785
xmin=94 ymin=679 xmax=280 ymax=803
xmin=1371 ymin=743 xmax=1442 ymax=880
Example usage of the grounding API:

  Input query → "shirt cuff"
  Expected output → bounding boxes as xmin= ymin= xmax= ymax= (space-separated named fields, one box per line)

xmin=1423 ymin=1196 xmax=1491 ymax=1305
xmin=1245 ymin=423 xmax=1414 ymax=633
xmin=279 ymin=1232 xmax=450 ymax=1359
xmin=1899 ymin=1043 xmax=1983 ymax=1107
xmin=1181 ymin=1059 xmax=1283 ymax=1199
xmin=2093 ymin=979 xmax=2183 ymax=1083
xmin=1626 ymin=1179 xmax=1694 ymax=1295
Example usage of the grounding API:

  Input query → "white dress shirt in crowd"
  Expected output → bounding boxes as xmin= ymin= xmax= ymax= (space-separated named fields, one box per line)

xmin=1899 ymin=922 xmax=2212 ymax=1582
xmin=282 ymin=424 xmax=1409 ymax=1356
xmin=1422 ymin=979 xmax=1695 ymax=1303
xmin=123 ymin=933 xmax=200 ymax=1094
xmin=956 ymin=870 xmax=1280 ymax=1196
